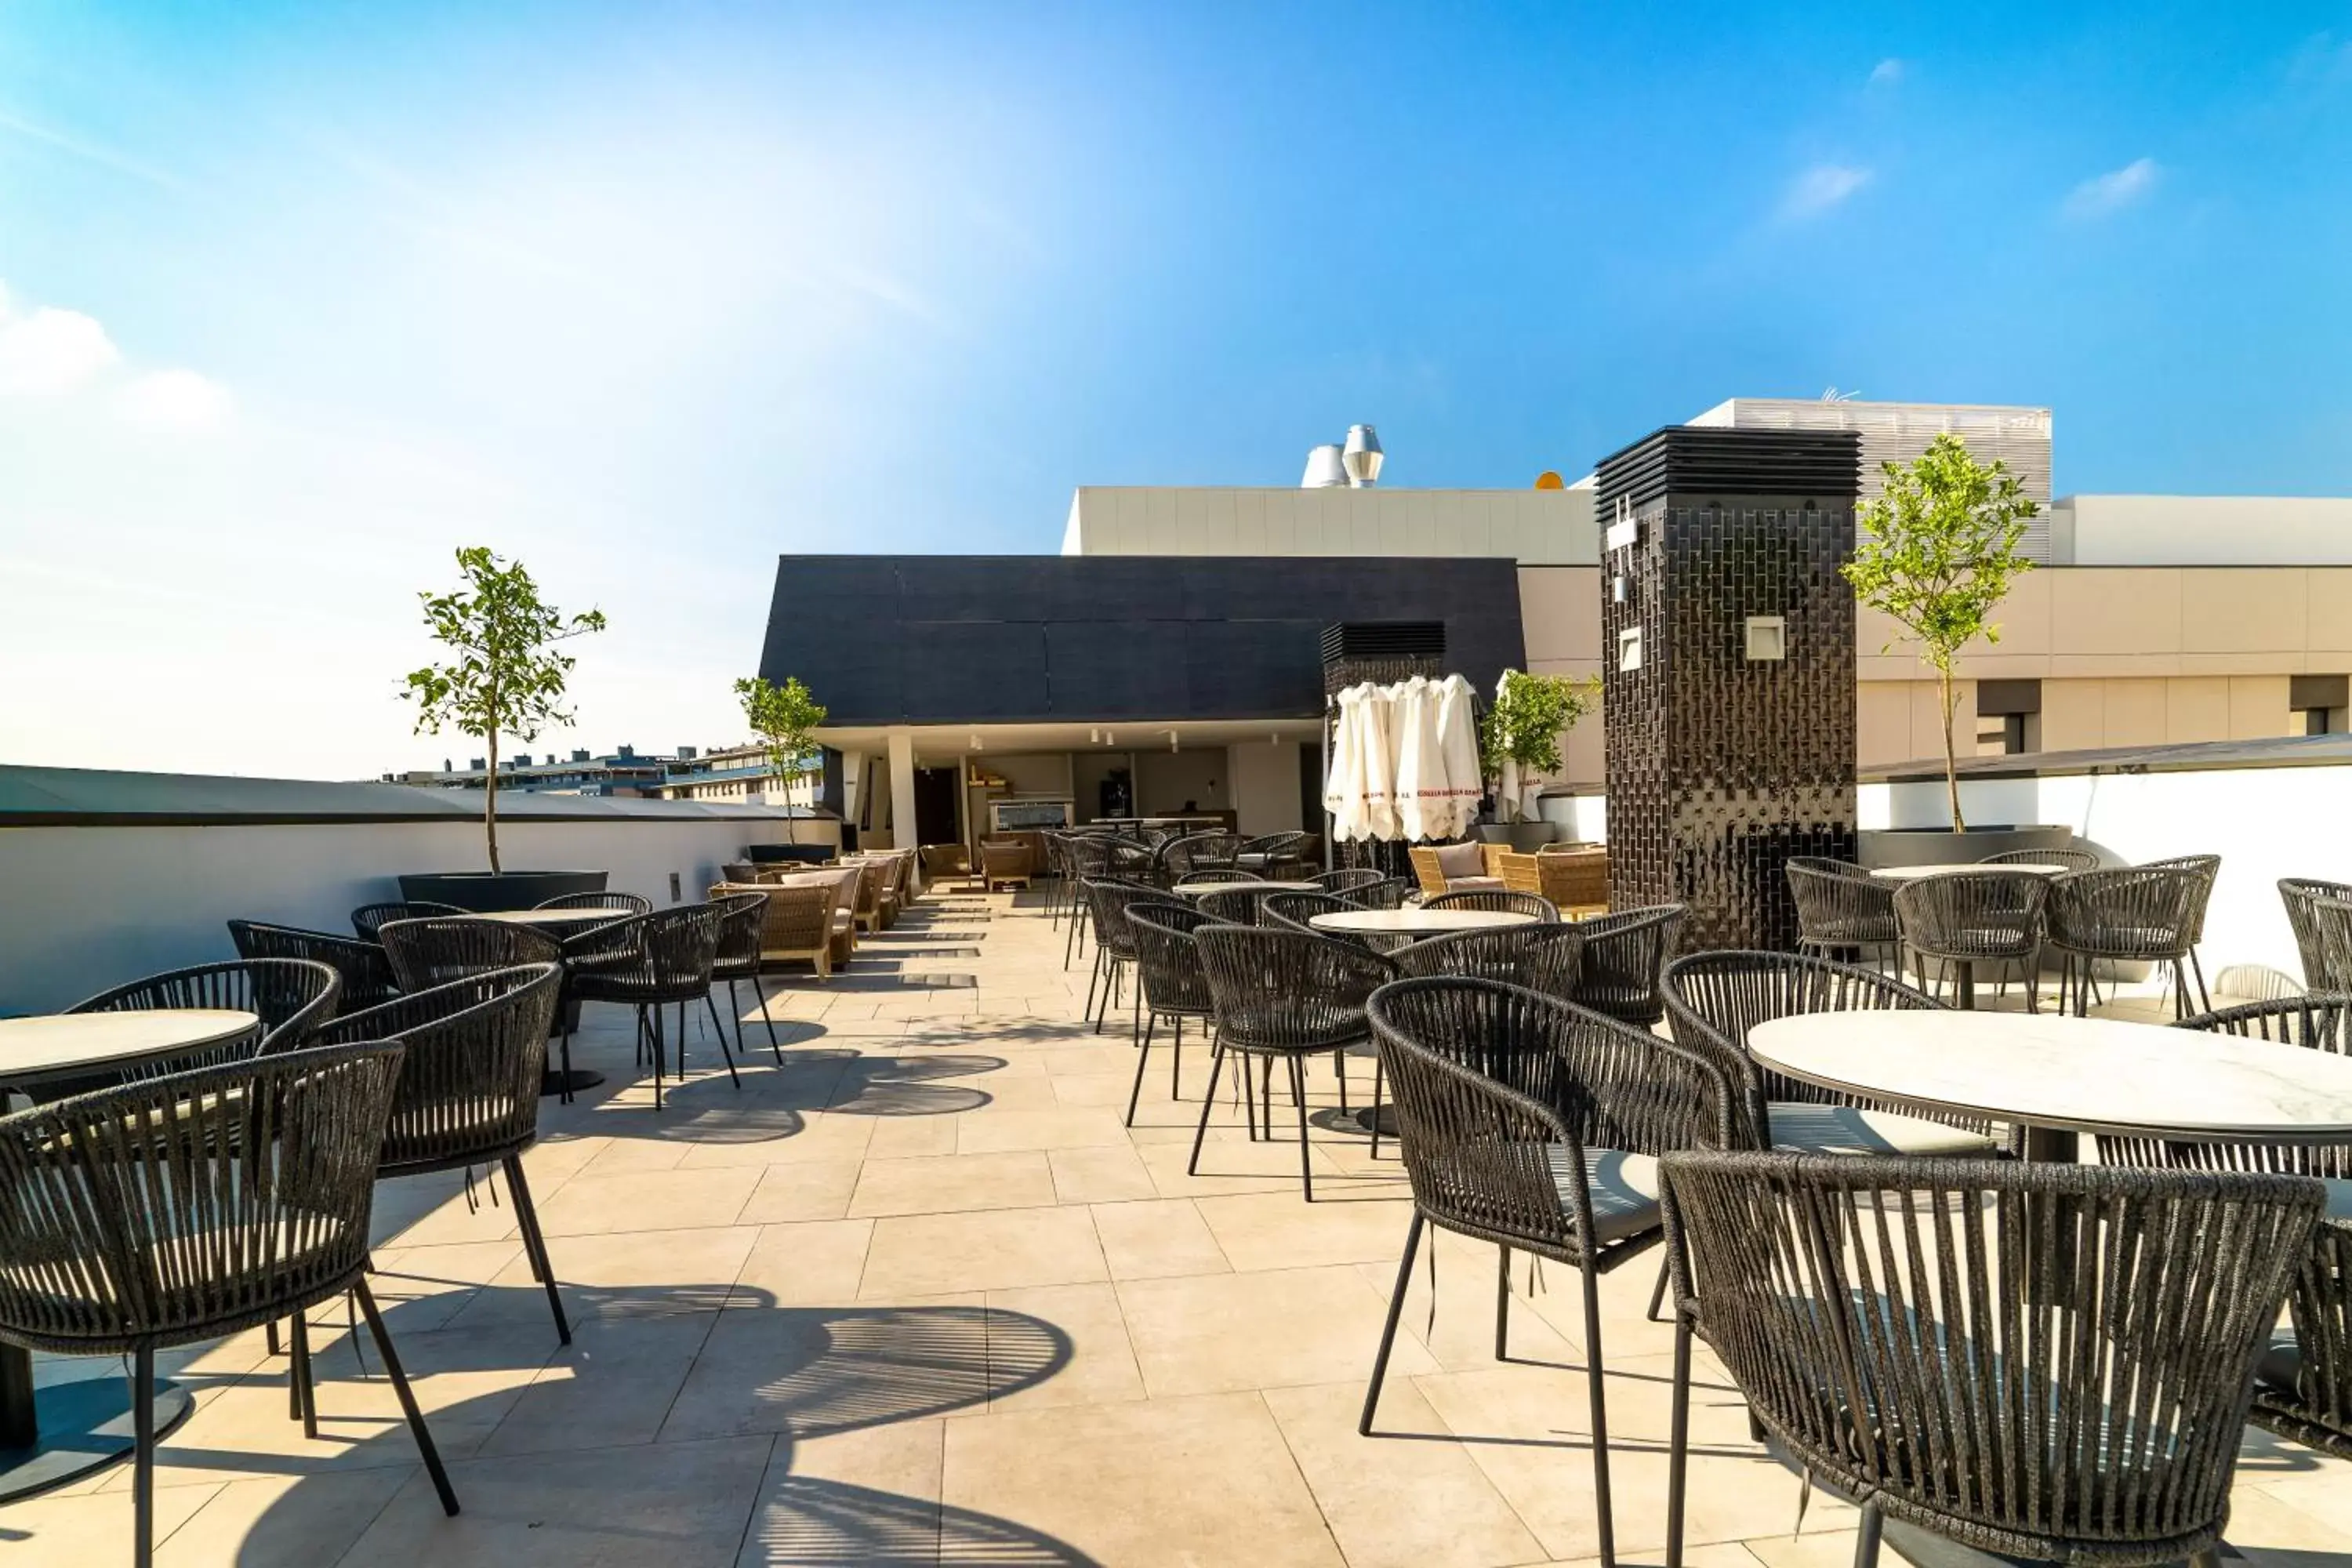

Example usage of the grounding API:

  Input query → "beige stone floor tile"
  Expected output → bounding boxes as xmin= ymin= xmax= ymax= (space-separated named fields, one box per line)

xmin=1738 ymin=1528 xmax=1870 ymax=1568
xmin=662 ymin=1296 xmax=989 ymax=1441
xmin=1551 ymin=1543 xmax=1765 ymax=1568
xmin=983 ymin=1282 xmax=1146 ymax=1414
xmin=532 ymin=1166 xmax=763 ymax=1237
xmin=371 ymin=1176 xmax=522 ymax=1249
xmin=350 ymin=1239 xmax=528 ymax=1336
xmin=1047 ymin=1143 xmax=1159 ymax=1203
xmin=1116 ymin=1264 xmax=1439 ymax=1398
xmin=943 ymin=1389 xmax=1345 ymax=1566
xmin=847 ymin=1150 xmax=1058 ymax=1218
xmin=673 ymin=1109 xmax=878 ymax=1168
xmin=734 ymin=1159 xmax=863 ymax=1223
xmin=479 ymin=1311 xmax=719 ymax=1455
xmin=861 ymin=1112 xmax=960 ymax=1159
xmin=1136 ymin=1128 xmax=1365 ymax=1198
xmin=452 ymin=1223 xmax=755 ymax=1328
xmin=1046 ymin=1068 xmax=1145 ymax=1108
xmin=575 ymin=1136 xmax=693 ymax=1175
xmin=955 ymin=1105 xmax=1134 ymax=1154
xmin=859 ymin=1205 xmax=1107 ymax=1298
xmin=735 ymin=1419 xmax=946 ymax=1566
xmin=0 ymin=1481 xmax=220 ymax=1564
xmin=2251 ymin=1450 xmax=2352 ymax=1537
xmin=1267 ymin=1377 xmax=1549 ymax=1568
xmin=334 ymin=1432 xmax=775 ymax=1568
xmin=1195 ymin=1188 xmax=1417 ymax=1272
xmin=1352 ymin=1227 xmax=1586 ymax=1374
xmin=729 ymin=1218 xmax=876 ymax=1308
xmin=154 ymin=1461 xmax=413 ymax=1566
xmin=1089 ymin=1197 xmax=1233 ymax=1279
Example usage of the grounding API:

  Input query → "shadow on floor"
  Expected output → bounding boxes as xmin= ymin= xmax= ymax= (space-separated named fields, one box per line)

xmin=742 ymin=1475 xmax=1102 ymax=1566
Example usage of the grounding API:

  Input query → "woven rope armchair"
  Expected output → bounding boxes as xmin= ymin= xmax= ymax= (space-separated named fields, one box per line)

xmin=708 ymin=891 xmax=782 ymax=1066
xmin=1193 ymin=885 xmax=1273 ymax=925
xmin=1237 ymin=830 xmax=1308 ymax=880
xmin=2143 ymin=853 xmax=2222 ymax=1009
xmin=568 ymin=905 xmax=731 ymax=1110
xmin=1784 ymin=858 xmax=1899 ymax=968
xmin=2045 ymin=865 xmax=2205 ymax=1017
xmin=67 ymin=958 xmax=342 ymax=1074
xmin=536 ymin=889 xmax=653 ymax=915
xmin=1313 ymin=867 xmax=1388 ymax=898
xmin=2282 ymin=878 xmax=2352 ymax=990
xmin=1080 ymin=880 xmax=1184 ymax=1040
xmin=229 ymin=920 xmax=401 ymax=1014
xmin=1893 ymin=871 xmax=2049 ymax=1011
xmin=1980 ymin=845 xmax=2099 ymax=871
xmin=0 ymin=1044 xmax=461 ymax=1562
xmin=1124 ymin=903 xmax=1219 ymax=1127
xmin=1260 ymin=891 xmax=1366 ymax=941
xmin=1657 ymin=1151 xmax=2323 ymax=1568
xmin=1426 ymin=888 xmax=1559 ymax=921
xmin=1160 ymin=829 xmax=1243 ymax=880
xmin=1570 ymin=905 xmax=1686 ymax=1025
xmin=315 ymin=964 xmax=570 ymax=1345
xmin=379 ymin=917 xmax=562 ymax=993
xmin=1360 ymin=978 xmax=1732 ymax=1568
xmin=1191 ymin=925 xmax=1398 ymax=1200
xmin=350 ymin=900 xmax=464 ymax=942
xmin=1391 ymin=923 xmax=1586 ymax=997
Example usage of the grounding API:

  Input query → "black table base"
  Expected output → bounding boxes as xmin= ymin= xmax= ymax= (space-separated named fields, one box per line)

xmin=542 ymin=1069 xmax=605 ymax=1097
xmin=0 ymin=1350 xmax=192 ymax=1503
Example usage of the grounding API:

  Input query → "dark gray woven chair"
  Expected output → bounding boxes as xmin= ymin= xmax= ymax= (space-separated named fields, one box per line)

xmin=1160 ymin=829 xmax=1243 ymax=880
xmin=1081 ymin=879 xmax=1184 ymax=1040
xmin=1360 ymin=978 xmax=1732 ymax=1568
xmin=316 ymin=964 xmax=570 ymax=1347
xmin=228 ymin=920 xmax=401 ymax=1014
xmin=1351 ymin=877 xmax=1412 ymax=911
xmin=1657 ymin=1151 xmax=2324 ymax=1568
xmin=1662 ymin=950 xmax=2002 ymax=1156
xmin=2045 ymin=865 xmax=2205 ymax=1018
xmin=536 ymin=889 xmax=653 ymax=915
xmin=1426 ymin=888 xmax=1559 ymax=921
xmin=1191 ymin=925 xmax=1397 ymax=1200
xmin=2259 ymin=1213 xmax=2352 ymax=1459
xmin=1260 ymin=891 xmax=1365 ymax=938
xmin=1194 ymin=885 xmax=1271 ymax=925
xmin=1313 ymin=868 xmax=1389 ymax=898
xmin=1124 ymin=903 xmax=1219 ymax=1127
xmin=1570 ymin=905 xmax=1686 ymax=1025
xmin=708 ymin=891 xmax=782 ymax=1066
xmin=2143 ymin=853 xmax=2221 ymax=1009
xmin=1980 ymin=844 xmax=2099 ymax=871
xmin=1237 ymin=830 xmax=1308 ymax=880
xmin=379 ymin=916 xmax=563 ymax=993
xmin=2282 ymin=877 xmax=2352 ymax=990
xmin=1784 ymin=859 xmax=1899 ymax=968
xmin=0 ymin=1044 xmax=460 ymax=1565
xmin=65 ymin=958 xmax=342 ymax=1074
xmin=568 ymin=905 xmax=731 ymax=1109
xmin=1893 ymin=871 xmax=2048 ymax=1011
xmin=350 ymin=899 xmax=465 ymax=942
xmin=1392 ymin=923 xmax=1585 ymax=993
xmin=1174 ymin=868 xmax=1258 ymax=887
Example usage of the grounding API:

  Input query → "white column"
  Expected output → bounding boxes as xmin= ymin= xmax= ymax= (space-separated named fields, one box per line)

xmin=887 ymin=729 xmax=918 ymax=851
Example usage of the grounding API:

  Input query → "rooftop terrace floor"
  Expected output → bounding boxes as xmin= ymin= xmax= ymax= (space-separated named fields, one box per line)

xmin=9 ymin=884 xmax=2351 ymax=1566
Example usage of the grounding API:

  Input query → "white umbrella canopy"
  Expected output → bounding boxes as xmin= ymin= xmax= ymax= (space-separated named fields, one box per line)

xmin=1324 ymin=673 xmax=1484 ymax=843
xmin=1392 ymin=676 xmax=1443 ymax=841
xmin=1434 ymin=673 xmax=1483 ymax=837
xmin=1323 ymin=684 xmax=1369 ymax=842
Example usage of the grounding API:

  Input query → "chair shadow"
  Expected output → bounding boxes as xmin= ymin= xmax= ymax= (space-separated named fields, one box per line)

xmin=819 ymin=1054 xmax=1004 ymax=1117
xmin=742 ymin=1475 xmax=1102 ymax=1565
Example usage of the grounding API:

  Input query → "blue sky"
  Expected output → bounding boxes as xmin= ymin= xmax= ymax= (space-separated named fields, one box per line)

xmin=4 ymin=2 xmax=2349 ymax=776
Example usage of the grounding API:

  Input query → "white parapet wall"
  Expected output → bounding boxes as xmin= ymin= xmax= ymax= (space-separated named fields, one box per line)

xmin=0 ymin=767 xmax=825 ymax=1014
xmin=1860 ymin=757 xmax=2352 ymax=985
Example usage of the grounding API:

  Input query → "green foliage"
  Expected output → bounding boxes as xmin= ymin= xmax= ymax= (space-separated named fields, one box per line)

xmin=735 ymin=675 xmax=828 ymax=789
xmin=402 ymin=546 xmax=606 ymax=870
xmin=1479 ymin=669 xmax=1599 ymax=779
xmin=1842 ymin=434 xmax=2038 ymax=829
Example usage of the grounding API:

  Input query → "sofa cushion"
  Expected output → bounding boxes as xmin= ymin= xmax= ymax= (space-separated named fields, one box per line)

xmin=1433 ymin=840 xmax=1486 ymax=880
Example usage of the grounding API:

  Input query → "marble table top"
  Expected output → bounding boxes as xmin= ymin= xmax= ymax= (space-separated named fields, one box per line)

xmin=1750 ymin=1009 xmax=2352 ymax=1142
xmin=1309 ymin=908 xmax=1537 ymax=935
xmin=1171 ymin=880 xmax=1319 ymax=898
xmin=0 ymin=1009 xmax=260 ymax=1085
xmin=472 ymin=907 xmax=633 ymax=925
xmin=1871 ymin=862 xmax=2070 ymax=880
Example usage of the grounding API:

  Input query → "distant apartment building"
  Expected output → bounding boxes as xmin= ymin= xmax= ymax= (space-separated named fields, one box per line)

xmin=656 ymin=743 xmax=819 ymax=807
xmin=386 ymin=745 xmax=689 ymax=797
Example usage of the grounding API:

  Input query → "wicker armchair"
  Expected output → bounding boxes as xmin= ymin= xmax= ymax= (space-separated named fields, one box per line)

xmin=315 ymin=965 xmax=570 ymax=1344
xmin=1314 ymin=868 xmax=1389 ymax=898
xmin=1160 ymin=830 xmax=1243 ymax=880
xmin=379 ymin=916 xmax=563 ymax=993
xmin=1980 ymin=845 xmax=2099 ymax=871
xmin=1174 ymin=867 xmax=1258 ymax=887
xmin=1236 ymin=831 xmax=1308 ymax=880
xmin=2096 ymin=995 xmax=2351 ymax=1180
xmin=847 ymin=857 xmax=893 ymax=926
xmin=0 ymin=1044 xmax=462 ymax=1563
xmin=1081 ymin=880 xmax=1185 ymax=1040
xmin=980 ymin=840 xmax=1033 ymax=892
xmin=1391 ymin=923 xmax=1585 ymax=994
xmin=1893 ymin=871 xmax=2049 ymax=1011
xmin=2143 ymin=853 xmax=2221 ymax=1010
xmin=1426 ymin=888 xmax=1559 ymax=922
xmin=2044 ymin=865 xmax=2205 ymax=1017
xmin=1497 ymin=845 xmax=1610 ymax=916
xmin=1260 ymin=891 xmax=1366 ymax=939
xmin=568 ymin=905 xmax=731 ymax=1109
xmin=1662 ymin=950 xmax=2002 ymax=1156
xmin=351 ymin=899 xmax=464 ymax=942
xmin=1350 ymin=877 xmax=1412 ymax=911
xmin=707 ymin=891 xmax=782 ymax=1065
xmin=1190 ymin=926 xmax=1398 ymax=1200
xmin=228 ymin=920 xmax=401 ymax=1014
xmin=1570 ymin=905 xmax=1686 ymax=1025
xmin=66 ymin=958 xmax=342 ymax=1073
xmin=1784 ymin=859 xmax=1898 ymax=967
xmin=1657 ymin=1151 xmax=2322 ymax=1568
xmin=2282 ymin=877 xmax=2352 ymax=990
xmin=536 ymin=890 xmax=653 ymax=915
xmin=711 ymin=879 xmax=837 ymax=979
xmin=1360 ymin=978 xmax=1732 ymax=1567
xmin=1059 ymin=836 xmax=1114 ymax=964
xmin=1124 ymin=903 xmax=1220 ymax=1126
xmin=1194 ymin=885 xmax=1272 ymax=925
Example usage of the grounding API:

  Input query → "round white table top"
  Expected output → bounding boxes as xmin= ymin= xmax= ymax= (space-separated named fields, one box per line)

xmin=0 ymin=1009 xmax=260 ymax=1085
xmin=1749 ymin=1009 xmax=2352 ymax=1143
xmin=1310 ymin=908 xmax=1538 ymax=935
xmin=1871 ymin=862 xmax=2070 ymax=880
xmin=471 ymin=907 xmax=633 ymax=925
xmin=1172 ymin=880 xmax=1318 ymax=898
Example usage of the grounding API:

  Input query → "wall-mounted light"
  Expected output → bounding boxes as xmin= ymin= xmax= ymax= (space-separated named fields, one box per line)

xmin=1168 ymin=731 xmax=1179 ymax=752
xmin=1611 ymin=575 xmax=1628 ymax=604
xmin=970 ymin=735 xmax=984 ymax=751
xmin=1617 ymin=626 xmax=1644 ymax=672
xmin=1744 ymin=615 xmax=1787 ymax=662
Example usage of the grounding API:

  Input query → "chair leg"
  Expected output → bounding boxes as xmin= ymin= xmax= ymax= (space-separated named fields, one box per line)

xmin=1853 ymin=1499 xmax=1883 ymax=1568
xmin=505 ymin=1152 xmax=572 ymax=1346
xmin=354 ymin=1277 xmax=460 ymax=1516
xmin=266 ymin=1318 xmax=281 ymax=1356
xmin=754 ymin=973 xmax=782 ymax=1062
xmin=706 ymin=993 xmax=742 ymax=1087
xmin=1126 ymin=1013 xmax=1155 ymax=1127
xmin=289 ymin=1312 xmax=317 ymax=1436
xmin=1171 ymin=1016 xmax=1183 ymax=1102
xmin=1369 ymin=1058 xmax=1385 ymax=1160
xmin=724 ymin=978 xmax=746 ymax=1061
xmin=1084 ymin=947 xmax=1105 ymax=1031
xmin=559 ymin=1024 xmax=578 ymax=1105
xmin=1290 ymin=1054 xmax=1313 ymax=1203
xmin=1495 ymin=1244 xmax=1510 ymax=1360
xmin=1186 ymin=1044 xmax=1226 ymax=1175
xmin=1645 ymin=1256 xmax=1671 ymax=1323
xmin=1334 ymin=1048 xmax=1349 ymax=1116
xmin=1131 ymin=971 xmax=1142 ymax=1047
xmin=1359 ymin=1211 xmax=1424 ymax=1434
xmin=1665 ymin=1316 xmax=1691 ymax=1568
xmin=2189 ymin=946 xmax=2212 ymax=1013
xmin=132 ymin=1342 xmax=156 ymax=1568
xmin=650 ymin=1005 xmax=666 ymax=1110
xmin=1580 ymin=1260 xmax=1617 ymax=1568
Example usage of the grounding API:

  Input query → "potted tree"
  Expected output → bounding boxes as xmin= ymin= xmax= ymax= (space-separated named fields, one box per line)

xmin=1843 ymin=434 xmax=2071 ymax=864
xmin=1477 ymin=669 xmax=1600 ymax=851
xmin=735 ymin=674 xmax=830 ymax=865
xmin=397 ymin=546 xmax=612 ymax=909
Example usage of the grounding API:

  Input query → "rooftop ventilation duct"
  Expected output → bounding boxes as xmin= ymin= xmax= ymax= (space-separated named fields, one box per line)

xmin=1301 ymin=444 xmax=1348 ymax=488
xmin=1302 ymin=425 xmax=1383 ymax=488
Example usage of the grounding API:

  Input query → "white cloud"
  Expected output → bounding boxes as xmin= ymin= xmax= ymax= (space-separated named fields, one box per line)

xmin=1868 ymin=58 xmax=1904 ymax=89
xmin=0 ymin=306 xmax=121 ymax=395
xmin=117 ymin=368 xmax=235 ymax=433
xmin=1780 ymin=164 xmax=1873 ymax=220
xmin=2064 ymin=157 xmax=2158 ymax=219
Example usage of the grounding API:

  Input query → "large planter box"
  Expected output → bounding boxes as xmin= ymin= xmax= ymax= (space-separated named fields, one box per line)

xmin=397 ymin=869 xmax=608 ymax=912
xmin=1475 ymin=822 xmax=1563 ymax=851
xmin=1857 ymin=826 xmax=2074 ymax=869
xmin=746 ymin=844 xmax=835 ymax=867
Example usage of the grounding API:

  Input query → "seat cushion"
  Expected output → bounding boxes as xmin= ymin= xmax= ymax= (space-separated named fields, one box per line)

xmin=2327 ymin=1178 xmax=2352 ymax=1222
xmin=1766 ymin=1103 xmax=2002 ymax=1157
xmin=1425 ymin=1142 xmax=1661 ymax=1247
xmin=1445 ymin=876 xmax=1507 ymax=893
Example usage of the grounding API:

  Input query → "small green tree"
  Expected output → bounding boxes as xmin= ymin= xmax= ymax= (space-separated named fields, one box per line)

xmin=403 ymin=547 xmax=607 ymax=873
xmin=1479 ymin=670 xmax=1600 ymax=820
xmin=735 ymin=675 xmax=828 ymax=841
xmin=1842 ymin=434 xmax=2038 ymax=832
